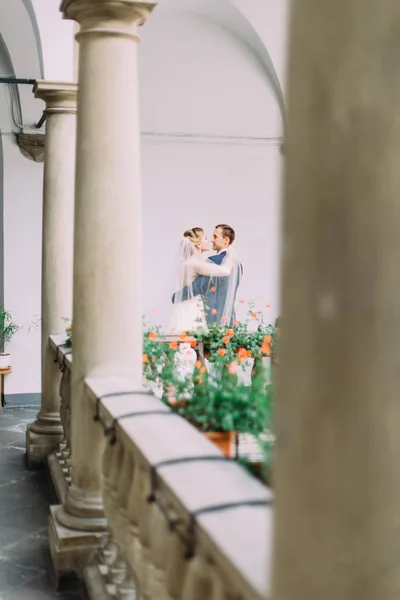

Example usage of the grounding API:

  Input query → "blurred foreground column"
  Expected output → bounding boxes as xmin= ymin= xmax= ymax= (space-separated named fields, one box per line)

xmin=48 ymin=0 xmax=155 ymax=587
xmin=272 ymin=2 xmax=400 ymax=599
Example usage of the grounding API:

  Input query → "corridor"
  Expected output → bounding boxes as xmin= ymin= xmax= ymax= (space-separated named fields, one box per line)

xmin=0 ymin=401 xmax=83 ymax=599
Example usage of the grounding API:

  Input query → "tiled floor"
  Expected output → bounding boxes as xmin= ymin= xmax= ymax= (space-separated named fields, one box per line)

xmin=0 ymin=403 xmax=84 ymax=600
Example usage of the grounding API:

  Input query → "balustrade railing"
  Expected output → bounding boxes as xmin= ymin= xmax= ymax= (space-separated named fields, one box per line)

xmin=48 ymin=337 xmax=272 ymax=599
xmin=48 ymin=335 xmax=73 ymax=503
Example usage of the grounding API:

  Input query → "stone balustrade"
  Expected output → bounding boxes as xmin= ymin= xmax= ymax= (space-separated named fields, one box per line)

xmin=47 ymin=336 xmax=272 ymax=599
xmin=84 ymin=376 xmax=272 ymax=600
xmin=47 ymin=334 xmax=73 ymax=504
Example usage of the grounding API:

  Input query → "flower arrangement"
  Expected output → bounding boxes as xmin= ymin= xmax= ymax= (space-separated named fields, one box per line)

xmin=187 ymin=301 xmax=278 ymax=365
xmin=64 ymin=309 xmax=276 ymax=482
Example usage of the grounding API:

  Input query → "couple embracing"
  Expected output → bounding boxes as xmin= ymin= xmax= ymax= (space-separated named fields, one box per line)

xmin=170 ymin=224 xmax=243 ymax=332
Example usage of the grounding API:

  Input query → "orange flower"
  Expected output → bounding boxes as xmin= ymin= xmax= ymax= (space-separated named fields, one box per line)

xmin=222 ymin=336 xmax=231 ymax=345
xmin=142 ymin=354 xmax=149 ymax=363
xmin=195 ymin=360 xmax=202 ymax=369
xmin=263 ymin=335 xmax=272 ymax=344
xmin=210 ymin=286 xmax=216 ymax=292
xmin=221 ymin=316 xmax=228 ymax=323
xmin=148 ymin=332 xmax=158 ymax=340
xmin=212 ymin=309 xmax=217 ymax=315
xmin=151 ymin=357 xmax=156 ymax=363
xmin=169 ymin=341 xmax=178 ymax=350
xmin=190 ymin=340 xmax=197 ymax=348
xmin=200 ymin=366 xmax=206 ymax=374
xmin=259 ymin=343 xmax=271 ymax=357
xmin=251 ymin=312 xmax=258 ymax=318
xmin=233 ymin=320 xmax=239 ymax=326
xmin=217 ymin=348 xmax=226 ymax=357
xmin=67 ymin=327 xmax=72 ymax=333
xmin=226 ymin=329 xmax=235 ymax=337
xmin=179 ymin=332 xmax=188 ymax=340
xmin=237 ymin=347 xmax=248 ymax=361
xmin=196 ymin=375 xmax=203 ymax=385
xmin=246 ymin=350 xmax=252 ymax=358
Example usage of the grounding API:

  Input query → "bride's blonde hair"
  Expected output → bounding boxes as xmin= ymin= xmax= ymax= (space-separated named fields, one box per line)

xmin=183 ymin=227 xmax=203 ymax=247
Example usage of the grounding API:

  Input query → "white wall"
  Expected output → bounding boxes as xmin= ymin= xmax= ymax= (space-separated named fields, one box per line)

xmin=139 ymin=3 xmax=286 ymax=327
xmin=142 ymin=142 xmax=282 ymax=327
xmin=31 ymin=0 xmax=75 ymax=82
xmin=0 ymin=0 xmax=44 ymax=395
xmin=2 ymin=135 xmax=42 ymax=393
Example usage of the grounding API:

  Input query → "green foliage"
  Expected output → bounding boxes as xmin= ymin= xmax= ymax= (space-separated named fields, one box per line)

xmin=66 ymin=316 xmax=275 ymax=480
xmin=179 ymin=360 xmax=273 ymax=436
xmin=0 ymin=307 xmax=19 ymax=353
xmin=188 ymin=320 xmax=278 ymax=366
xmin=142 ymin=323 xmax=193 ymax=400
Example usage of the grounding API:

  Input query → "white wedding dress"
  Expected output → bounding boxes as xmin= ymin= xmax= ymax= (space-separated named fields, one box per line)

xmin=169 ymin=255 xmax=230 ymax=333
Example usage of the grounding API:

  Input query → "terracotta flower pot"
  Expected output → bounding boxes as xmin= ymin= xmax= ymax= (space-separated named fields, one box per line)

xmin=204 ymin=431 xmax=237 ymax=458
xmin=167 ymin=399 xmax=189 ymax=411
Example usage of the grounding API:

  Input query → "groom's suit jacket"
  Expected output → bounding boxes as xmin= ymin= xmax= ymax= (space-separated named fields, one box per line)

xmin=172 ymin=251 xmax=243 ymax=327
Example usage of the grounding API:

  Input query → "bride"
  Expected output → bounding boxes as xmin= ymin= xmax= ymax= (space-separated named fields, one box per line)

xmin=169 ymin=227 xmax=231 ymax=332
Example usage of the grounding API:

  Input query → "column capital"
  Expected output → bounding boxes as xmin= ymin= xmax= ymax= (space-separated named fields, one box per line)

xmin=34 ymin=81 xmax=78 ymax=115
xmin=60 ymin=0 xmax=156 ymax=26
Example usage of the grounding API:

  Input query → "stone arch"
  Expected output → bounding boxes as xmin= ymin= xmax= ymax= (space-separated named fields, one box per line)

xmin=228 ymin=0 xmax=288 ymax=121
xmin=0 ymin=0 xmax=43 ymax=125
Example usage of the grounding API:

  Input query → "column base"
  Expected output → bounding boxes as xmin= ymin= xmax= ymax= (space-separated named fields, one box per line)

xmin=49 ymin=505 xmax=107 ymax=590
xmin=26 ymin=424 xmax=63 ymax=469
xmin=47 ymin=450 xmax=70 ymax=504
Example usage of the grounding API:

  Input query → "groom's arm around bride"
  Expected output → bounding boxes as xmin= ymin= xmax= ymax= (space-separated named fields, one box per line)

xmin=171 ymin=251 xmax=227 ymax=304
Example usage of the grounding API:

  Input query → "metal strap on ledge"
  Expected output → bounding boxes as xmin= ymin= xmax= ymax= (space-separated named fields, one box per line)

xmin=94 ymin=392 xmax=273 ymax=561
xmin=146 ymin=454 xmax=272 ymax=558
xmin=93 ymin=390 xmax=153 ymax=422
xmin=184 ymin=497 xmax=272 ymax=559
xmin=92 ymin=390 xmax=173 ymax=444
xmin=104 ymin=410 xmax=177 ymax=445
xmin=60 ymin=350 xmax=72 ymax=372
xmin=53 ymin=343 xmax=72 ymax=371
xmin=147 ymin=455 xmax=229 ymax=503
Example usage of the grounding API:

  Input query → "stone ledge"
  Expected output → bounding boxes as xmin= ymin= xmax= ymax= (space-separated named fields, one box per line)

xmin=49 ymin=334 xmax=73 ymax=368
xmin=85 ymin=375 xmax=272 ymax=599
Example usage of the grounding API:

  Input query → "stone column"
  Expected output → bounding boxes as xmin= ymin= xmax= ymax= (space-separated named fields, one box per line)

xmin=272 ymin=2 xmax=400 ymax=600
xmin=49 ymin=0 xmax=155 ymax=586
xmin=26 ymin=82 xmax=77 ymax=468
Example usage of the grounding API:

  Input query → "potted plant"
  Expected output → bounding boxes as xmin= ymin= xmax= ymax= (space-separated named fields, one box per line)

xmin=0 ymin=307 xmax=20 ymax=369
xmin=173 ymin=359 xmax=272 ymax=458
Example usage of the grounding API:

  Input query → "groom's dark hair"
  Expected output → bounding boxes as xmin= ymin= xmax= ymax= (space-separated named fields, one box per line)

xmin=216 ymin=224 xmax=235 ymax=245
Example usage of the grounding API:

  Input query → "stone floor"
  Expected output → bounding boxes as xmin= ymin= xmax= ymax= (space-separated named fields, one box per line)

xmin=0 ymin=403 xmax=84 ymax=600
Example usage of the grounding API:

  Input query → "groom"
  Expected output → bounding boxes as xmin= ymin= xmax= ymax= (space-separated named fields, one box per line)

xmin=172 ymin=224 xmax=243 ymax=327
